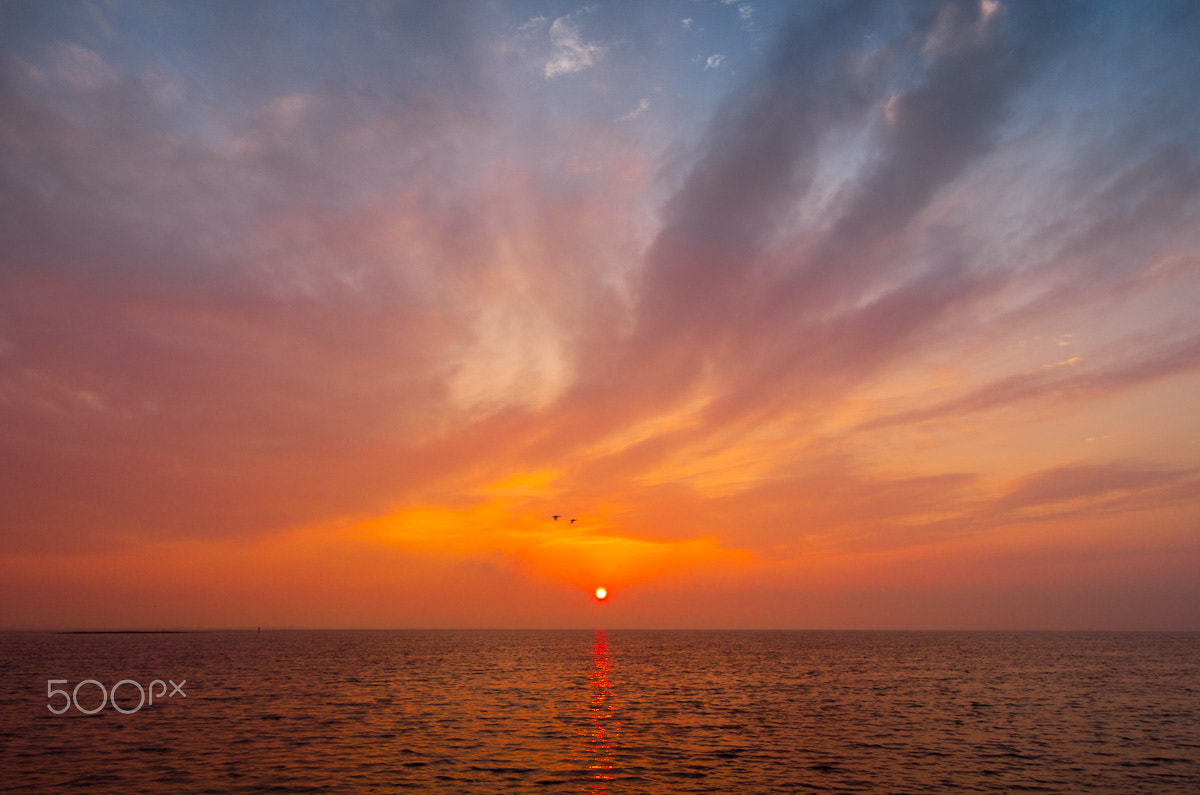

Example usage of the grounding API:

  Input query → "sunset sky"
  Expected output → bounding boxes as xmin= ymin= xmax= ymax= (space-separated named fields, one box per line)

xmin=2 ymin=0 xmax=1198 ymax=630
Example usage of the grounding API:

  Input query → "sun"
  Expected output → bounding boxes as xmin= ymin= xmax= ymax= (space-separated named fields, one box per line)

xmin=594 ymin=587 xmax=608 ymax=601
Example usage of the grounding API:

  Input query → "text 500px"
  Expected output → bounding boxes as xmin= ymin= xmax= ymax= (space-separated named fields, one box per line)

xmin=47 ymin=679 xmax=187 ymax=715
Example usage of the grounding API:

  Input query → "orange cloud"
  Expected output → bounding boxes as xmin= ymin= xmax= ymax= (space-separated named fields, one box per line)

xmin=353 ymin=480 xmax=753 ymax=594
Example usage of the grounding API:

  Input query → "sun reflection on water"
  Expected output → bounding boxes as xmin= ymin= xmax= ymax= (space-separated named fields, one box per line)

xmin=581 ymin=629 xmax=617 ymax=793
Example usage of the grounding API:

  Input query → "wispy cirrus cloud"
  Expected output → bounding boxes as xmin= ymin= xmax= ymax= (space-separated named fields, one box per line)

xmin=860 ymin=331 xmax=1200 ymax=431
xmin=544 ymin=10 xmax=605 ymax=78
xmin=618 ymin=97 xmax=650 ymax=121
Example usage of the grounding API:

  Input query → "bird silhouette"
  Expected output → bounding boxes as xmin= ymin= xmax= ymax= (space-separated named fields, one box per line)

xmin=570 ymin=518 xmax=577 ymax=524
xmin=552 ymin=515 xmax=560 ymax=521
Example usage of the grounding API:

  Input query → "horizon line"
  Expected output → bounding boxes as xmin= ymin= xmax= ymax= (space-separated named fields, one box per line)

xmin=5 ymin=626 xmax=1198 ymax=634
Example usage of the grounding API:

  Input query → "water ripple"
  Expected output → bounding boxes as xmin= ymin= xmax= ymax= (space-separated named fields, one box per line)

xmin=0 ymin=630 xmax=1197 ymax=792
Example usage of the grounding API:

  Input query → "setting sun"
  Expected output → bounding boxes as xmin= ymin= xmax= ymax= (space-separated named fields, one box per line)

xmin=594 ymin=587 xmax=608 ymax=601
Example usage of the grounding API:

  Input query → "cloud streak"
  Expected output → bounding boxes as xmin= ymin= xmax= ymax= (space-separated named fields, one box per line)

xmin=545 ymin=11 xmax=605 ymax=78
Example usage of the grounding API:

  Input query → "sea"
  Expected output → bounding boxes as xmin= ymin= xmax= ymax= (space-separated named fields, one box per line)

xmin=0 ymin=630 xmax=1197 ymax=793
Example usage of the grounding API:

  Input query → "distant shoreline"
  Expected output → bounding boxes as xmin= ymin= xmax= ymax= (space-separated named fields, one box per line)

xmin=56 ymin=634 xmax=206 ymax=638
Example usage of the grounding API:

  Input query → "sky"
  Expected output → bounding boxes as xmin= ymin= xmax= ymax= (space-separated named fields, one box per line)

xmin=1 ymin=0 xmax=1198 ymax=630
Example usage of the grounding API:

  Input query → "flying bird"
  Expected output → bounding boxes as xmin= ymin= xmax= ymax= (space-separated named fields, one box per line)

xmin=552 ymin=515 xmax=560 ymax=521
xmin=570 ymin=518 xmax=577 ymax=524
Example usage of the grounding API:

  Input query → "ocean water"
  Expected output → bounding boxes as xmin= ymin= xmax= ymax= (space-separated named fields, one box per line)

xmin=0 ymin=630 xmax=1197 ymax=793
